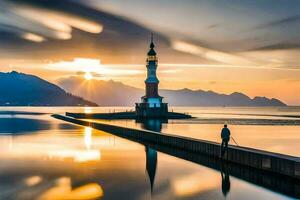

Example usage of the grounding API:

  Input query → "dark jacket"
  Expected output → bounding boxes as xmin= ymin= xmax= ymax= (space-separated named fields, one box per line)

xmin=221 ymin=127 xmax=230 ymax=141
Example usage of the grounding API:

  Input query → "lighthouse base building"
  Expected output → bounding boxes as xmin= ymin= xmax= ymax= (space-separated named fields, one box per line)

xmin=135 ymin=101 xmax=168 ymax=118
xmin=135 ymin=36 xmax=168 ymax=119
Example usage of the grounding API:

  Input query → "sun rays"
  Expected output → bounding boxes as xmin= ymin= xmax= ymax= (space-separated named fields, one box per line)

xmin=84 ymin=71 xmax=93 ymax=80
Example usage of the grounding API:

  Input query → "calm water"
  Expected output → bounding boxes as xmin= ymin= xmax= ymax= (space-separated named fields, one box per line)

xmin=0 ymin=107 xmax=299 ymax=200
xmin=86 ymin=106 xmax=300 ymax=157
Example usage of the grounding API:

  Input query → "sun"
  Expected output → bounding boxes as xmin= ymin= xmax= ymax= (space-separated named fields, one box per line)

xmin=84 ymin=71 xmax=93 ymax=80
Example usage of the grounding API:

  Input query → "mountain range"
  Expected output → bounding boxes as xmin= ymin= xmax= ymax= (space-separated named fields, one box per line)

xmin=0 ymin=71 xmax=97 ymax=106
xmin=58 ymin=76 xmax=287 ymax=107
xmin=0 ymin=71 xmax=286 ymax=107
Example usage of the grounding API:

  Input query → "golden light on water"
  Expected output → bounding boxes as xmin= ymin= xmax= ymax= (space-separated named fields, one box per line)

xmin=172 ymin=172 xmax=219 ymax=197
xmin=84 ymin=127 xmax=92 ymax=150
xmin=84 ymin=107 xmax=93 ymax=114
xmin=48 ymin=150 xmax=101 ymax=162
xmin=47 ymin=126 xmax=102 ymax=162
xmin=38 ymin=177 xmax=104 ymax=200
xmin=67 ymin=183 xmax=104 ymax=199
xmin=24 ymin=176 xmax=43 ymax=186
xmin=46 ymin=126 xmax=102 ymax=162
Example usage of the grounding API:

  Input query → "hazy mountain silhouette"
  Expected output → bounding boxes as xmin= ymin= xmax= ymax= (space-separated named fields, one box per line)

xmin=0 ymin=71 xmax=97 ymax=106
xmin=58 ymin=77 xmax=286 ymax=106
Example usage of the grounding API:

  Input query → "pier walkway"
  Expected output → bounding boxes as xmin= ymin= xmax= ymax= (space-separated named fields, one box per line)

xmin=52 ymin=114 xmax=300 ymax=182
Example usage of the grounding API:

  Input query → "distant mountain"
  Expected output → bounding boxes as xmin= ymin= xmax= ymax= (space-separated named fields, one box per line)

xmin=58 ymin=77 xmax=287 ymax=106
xmin=0 ymin=71 xmax=97 ymax=106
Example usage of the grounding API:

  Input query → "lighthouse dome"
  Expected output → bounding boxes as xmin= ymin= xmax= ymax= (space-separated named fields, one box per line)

xmin=147 ymin=42 xmax=157 ymax=56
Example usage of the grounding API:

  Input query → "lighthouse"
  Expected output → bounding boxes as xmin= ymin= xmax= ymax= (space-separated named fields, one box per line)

xmin=135 ymin=34 xmax=168 ymax=118
xmin=67 ymin=34 xmax=191 ymax=120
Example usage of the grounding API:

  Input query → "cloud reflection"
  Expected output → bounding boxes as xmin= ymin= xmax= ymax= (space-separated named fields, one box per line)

xmin=48 ymin=149 xmax=101 ymax=162
xmin=24 ymin=176 xmax=43 ymax=186
xmin=172 ymin=172 xmax=219 ymax=197
xmin=38 ymin=177 xmax=103 ymax=200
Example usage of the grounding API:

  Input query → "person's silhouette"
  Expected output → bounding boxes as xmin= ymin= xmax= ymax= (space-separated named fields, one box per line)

xmin=220 ymin=124 xmax=230 ymax=159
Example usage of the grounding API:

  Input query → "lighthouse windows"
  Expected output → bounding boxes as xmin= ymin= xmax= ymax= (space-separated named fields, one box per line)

xmin=148 ymin=56 xmax=156 ymax=61
xmin=148 ymin=98 xmax=161 ymax=107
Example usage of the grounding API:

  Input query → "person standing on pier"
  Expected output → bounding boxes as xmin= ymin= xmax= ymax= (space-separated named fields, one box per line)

xmin=220 ymin=124 xmax=231 ymax=159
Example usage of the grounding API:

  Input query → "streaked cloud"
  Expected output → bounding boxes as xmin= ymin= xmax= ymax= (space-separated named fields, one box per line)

xmin=171 ymin=40 xmax=255 ymax=65
xmin=254 ymin=15 xmax=300 ymax=30
xmin=0 ymin=0 xmax=102 ymax=41
xmin=13 ymin=5 xmax=103 ymax=34
xmin=2 ymin=0 xmax=300 ymax=69
xmin=72 ymin=0 xmax=300 ymax=71
xmin=21 ymin=32 xmax=45 ymax=42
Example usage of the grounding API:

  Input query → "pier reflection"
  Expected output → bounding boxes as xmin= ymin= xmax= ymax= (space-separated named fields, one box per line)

xmin=145 ymin=140 xmax=300 ymax=199
xmin=136 ymin=119 xmax=300 ymax=199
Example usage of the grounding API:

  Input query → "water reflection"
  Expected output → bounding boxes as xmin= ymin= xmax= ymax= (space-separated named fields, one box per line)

xmin=135 ymin=119 xmax=300 ymax=199
xmin=139 ymin=119 xmax=166 ymax=132
xmin=38 ymin=177 xmax=103 ymax=200
xmin=147 ymin=141 xmax=300 ymax=199
xmin=24 ymin=176 xmax=43 ymax=187
xmin=139 ymin=120 xmax=160 ymax=194
xmin=220 ymin=162 xmax=230 ymax=197
xmin=84 ymin=127 xmax=92 ymax=150
xmin=171 ymin=171 xmax=220 ymax=197
xmin=145 ymin=146 xmax=157 ymax=193
xmin=48 ymin=126 xmax=101 ymax=162
xmin=0 ymin=112 xmax=297 ymax=199
xmin=138 ymin=119 xmax=232 ymax=198
xmin=0 ymin=117 xmax=51 ymax=134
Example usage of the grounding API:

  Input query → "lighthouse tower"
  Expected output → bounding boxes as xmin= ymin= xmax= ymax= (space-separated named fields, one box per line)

xmin=135 ymin=34 xmax=168 ymax=118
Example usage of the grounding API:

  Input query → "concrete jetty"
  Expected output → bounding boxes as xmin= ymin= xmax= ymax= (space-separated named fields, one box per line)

xmin=52 ymin=114 xmax=300 ymax=181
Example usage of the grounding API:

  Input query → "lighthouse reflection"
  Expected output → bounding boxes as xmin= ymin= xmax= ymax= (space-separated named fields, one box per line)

xmin=138 ymin=119 xmax=231 ymax=197
xmin=145 ymin=146 xmax=157 ymax=193
xmin=140 ymin=119 xmax=165 ymax=132
xmin=139 ymin=119 xmax=165 ymax=194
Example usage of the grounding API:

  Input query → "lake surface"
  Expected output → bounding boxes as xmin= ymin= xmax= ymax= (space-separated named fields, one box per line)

xmin=87 ymin=106 xmax=300 ymax=157
xmin=0 ymin=107 xmax=299 ymax=199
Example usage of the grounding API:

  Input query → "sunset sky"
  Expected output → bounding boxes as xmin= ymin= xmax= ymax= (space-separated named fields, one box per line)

xmin=1 ymin=0 xmax=300 ymax=105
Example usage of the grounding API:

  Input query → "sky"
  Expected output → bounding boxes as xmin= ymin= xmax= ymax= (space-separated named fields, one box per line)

xmin=0 ymin=0 xmax=300 ymax=105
